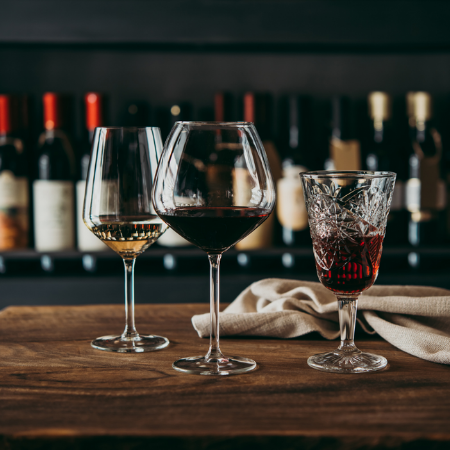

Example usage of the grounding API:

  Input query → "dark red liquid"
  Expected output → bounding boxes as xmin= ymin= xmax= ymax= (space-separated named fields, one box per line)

xmin=159 ymin=207 xmax=270 ymax=253
xmin=313 ymin=234 xmax=383 ymax=294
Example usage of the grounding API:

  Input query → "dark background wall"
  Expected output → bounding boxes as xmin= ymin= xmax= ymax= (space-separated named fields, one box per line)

xmin=2 ymin=0 xmax=450 ymax=137
xmin=1 ymin=0 xmax=450 ymax=307
xmin=2 ymin=49 xmax=450 ymax=119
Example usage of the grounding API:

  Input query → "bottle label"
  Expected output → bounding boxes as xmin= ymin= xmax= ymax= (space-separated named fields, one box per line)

xmin=0 ymin=171 xmax=29 ymax=249
xmin=232 ymin=167 xmax=253 ymax=206
xmin=0 ymin=171 xmax=28 ymax=208
xmin=33 ymin=180 xmax=75 ymax=251
xmin=276 ymin=176 xmax=308 ymax=231
xmin=232 ymin=140 xmax=281 ymax=250
xmin=405 ymin=177 xmax=444 ymax=211
xmin=405 ymin=178 xmax=421 ymax=212
xmin=76 ymin=180 xmax=106 ymax=251
xmin=233 ymin=167 xmax=273 ymax=250
xmin=157 ymin=228 xmax=192 ymax=247
xmin=390 ymin=180 xmax=404 ymax=211
xmin=330 ymin=138 xmax=361 ymax=170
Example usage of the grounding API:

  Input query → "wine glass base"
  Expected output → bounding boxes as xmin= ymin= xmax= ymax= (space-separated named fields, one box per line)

xmin=173 ymin=355 xmax=257 ymax=376
xmin=307 ymin=350 xmax=388 ymax=374
xmin=91 ymin=335 xmax=170 ymax=353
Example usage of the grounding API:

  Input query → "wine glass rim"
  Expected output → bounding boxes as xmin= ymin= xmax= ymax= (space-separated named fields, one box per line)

xmin=300 ymin=170 xmax=396 ymax=179
xmin=175 ymin=121 xmax=254 ymax=127
xmin=94 ymin=126 xmax=161 ymax=131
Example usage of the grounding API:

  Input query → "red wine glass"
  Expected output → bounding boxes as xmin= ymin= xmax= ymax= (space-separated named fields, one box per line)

xmin=300 ymin=170 xmax=396 ymax=373
xmin=152 ymin=122 xmax=275 ymax=375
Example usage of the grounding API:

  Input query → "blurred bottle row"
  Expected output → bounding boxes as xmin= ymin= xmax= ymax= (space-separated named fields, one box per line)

xmin=0 ymin=90 xmax=448 ymax=253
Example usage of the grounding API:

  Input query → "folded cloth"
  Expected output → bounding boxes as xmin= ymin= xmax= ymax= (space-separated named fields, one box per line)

xmin=192 ymin=279 xmax=450 ymax=365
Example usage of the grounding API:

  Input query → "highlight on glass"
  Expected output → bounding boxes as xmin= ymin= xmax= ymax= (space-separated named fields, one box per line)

xmin=300 ymin=170 xmax=396 ymax=373
xmin=152 ymin=121 xmax=276 ymax=375
xmin=83 ymin=127 xmax=170 ymax=353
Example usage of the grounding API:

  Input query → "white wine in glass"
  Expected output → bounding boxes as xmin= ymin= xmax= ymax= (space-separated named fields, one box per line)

xmin=83 ymin=127 xmax=169 ymax=353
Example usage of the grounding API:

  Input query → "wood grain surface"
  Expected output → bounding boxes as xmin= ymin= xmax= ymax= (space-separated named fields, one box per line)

xmin=0 ymin=304 xmax=449 ymax=450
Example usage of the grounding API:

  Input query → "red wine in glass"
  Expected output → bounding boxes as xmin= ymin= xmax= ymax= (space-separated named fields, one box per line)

xmin=153 ymin=122 xmax=276 ymax=376
xmin=300 ymin=169 xmax=395 ymax=374
xmin=313 ymin=233 xmax=383 ymax=294
xmin=159 ymin=206 xmax=271 ymax=253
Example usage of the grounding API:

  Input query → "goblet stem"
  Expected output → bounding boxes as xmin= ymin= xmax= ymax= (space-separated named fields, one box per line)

xmin=122 ymin=258 xmax=138 ymax=340
xmin=90 ymin=256 xmax=169 ymax=352
xmin=171 ymin=251 xmax=255 ymax=374
xmin=337 ymin=295 xmax=359 ymax=352
xmin=205 ymin=254 xmax=225 ymax=361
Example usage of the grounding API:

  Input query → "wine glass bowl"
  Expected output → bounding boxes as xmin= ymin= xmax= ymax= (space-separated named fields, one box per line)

xmin=83 ymin=127 xmax=170 ymax=353
xmin=153 ymin=121 xmax=275 ymax=375
xmin=300 ymin=170 xmax=396 ymax=373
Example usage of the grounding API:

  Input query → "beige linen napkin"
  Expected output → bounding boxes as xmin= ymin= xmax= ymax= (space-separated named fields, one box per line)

xmin=192 ymin=279 xmax=450 ymax=364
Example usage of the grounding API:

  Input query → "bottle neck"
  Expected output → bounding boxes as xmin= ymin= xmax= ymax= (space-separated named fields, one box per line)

xmin=412 ymin=119 xmax=431 ymax=143
xmin=282 ymin=146 xmax=309 ymax=169
xmin=372 ymin=119 xmax=385 ymax=143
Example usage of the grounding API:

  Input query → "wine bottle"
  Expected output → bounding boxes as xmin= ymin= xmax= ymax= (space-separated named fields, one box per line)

xmin=329 ymin=96 xmax=361 ymax=170
xmin=276 ymin=96 xmax=311 ymax=247
xmin=405 ymin=92 xmax=445 ymax=247
xmin=235 ymin=92 xmax=282 ymax=250
xmin=0 ymin=95 xmax=29 ymax=250
xmin=77 ymin=93 xmax=107 ymax=252
xmin=365 ymin=92 xmax=407 ymax=245
xmin=207 ymin=92 xmax=235 ymax=193
xmin=214 ymin=92 xmax=233 ymax=122
xmin=33 ymin=93 xmax=76 ymax=251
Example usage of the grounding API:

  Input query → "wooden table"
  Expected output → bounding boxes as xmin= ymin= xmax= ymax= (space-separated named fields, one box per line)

xmin=1 ymin=304 xmax=449 ymax=449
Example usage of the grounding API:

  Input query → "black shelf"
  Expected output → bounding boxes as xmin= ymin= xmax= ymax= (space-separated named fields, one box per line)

xmin=0 ymin=246 xmax=449 ymax=309
xmin=0 ymin=245 xmax=449 ymax=275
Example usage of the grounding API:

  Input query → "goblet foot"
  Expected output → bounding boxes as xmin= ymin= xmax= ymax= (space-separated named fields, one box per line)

xmin=91 ymin=334 xmax=169 ymax=353
xmin=307 ymin=349 xmax=388 ymax=374
xmin=173 ymin=355 xmax=257 ymax=376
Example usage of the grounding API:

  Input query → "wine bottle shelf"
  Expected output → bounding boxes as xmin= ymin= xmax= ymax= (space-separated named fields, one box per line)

xmin=2 ymin=246 xmax=450 ymax=277
xmin=0 ymin=246 xmax=449 ymax=310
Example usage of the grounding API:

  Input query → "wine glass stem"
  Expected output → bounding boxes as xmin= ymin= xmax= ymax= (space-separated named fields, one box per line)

xmin=205 ymin=254 xmax=224 ymax=361
xmin=336 ymin=295 xmax=359 ymax=352
xmin=122 ymin=258 xmax=138 ymax=340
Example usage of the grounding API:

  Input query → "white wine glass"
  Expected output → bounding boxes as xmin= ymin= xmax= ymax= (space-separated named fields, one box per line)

xmin=83 ymin=127 xmax=169 ymax=353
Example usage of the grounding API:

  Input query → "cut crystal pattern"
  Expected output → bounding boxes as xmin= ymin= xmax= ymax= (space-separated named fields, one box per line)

xmin=302 ymin=178 xmax=394 ymax=274
xmin=301 ymin=172 xmax=395 ymax=373
xmin=307 ymin=350 xmax=388 ymax=373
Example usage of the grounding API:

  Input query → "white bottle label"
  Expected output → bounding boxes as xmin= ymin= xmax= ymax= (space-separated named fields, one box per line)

xmin=233 ymin=167 xmax=273 ymax=250
xmin=276 ymin=175 xmax=308 ymax=231
xmin=405 ymin=178 xmax=421 ymax=212
xmin=76 ymin=180 xmax=107 ymax=252
xmin=0 ymin=171 xmax=28 ymax=208
xmin=33 ymin=180 xmax=75 ymax=251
